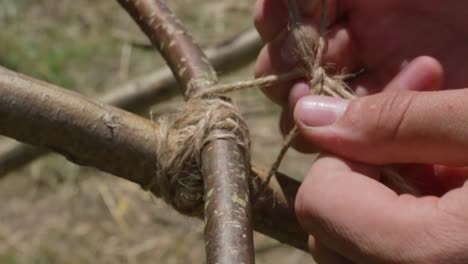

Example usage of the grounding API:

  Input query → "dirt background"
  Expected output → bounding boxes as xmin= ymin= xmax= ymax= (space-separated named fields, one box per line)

xmin=0 ymin=0 xmax=317 ymax=263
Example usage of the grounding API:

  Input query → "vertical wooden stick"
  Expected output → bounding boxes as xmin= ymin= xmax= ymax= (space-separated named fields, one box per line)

xmin=116 ymin=0 xmax=255 ymax=262
xmin=203 ymin=140 xmax=254 ymax=264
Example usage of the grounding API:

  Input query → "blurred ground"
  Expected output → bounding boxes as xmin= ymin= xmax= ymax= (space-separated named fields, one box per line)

xmin=0 ymin=0 xmax=316 ymax=263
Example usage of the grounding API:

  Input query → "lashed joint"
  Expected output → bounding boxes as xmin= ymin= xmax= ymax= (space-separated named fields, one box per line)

xmin=144 ymin=96 xmax=250 ymax=216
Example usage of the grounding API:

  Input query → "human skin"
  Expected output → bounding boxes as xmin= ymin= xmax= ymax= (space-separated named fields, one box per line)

xmin=254 ymin=0 xmax=468 ymax=263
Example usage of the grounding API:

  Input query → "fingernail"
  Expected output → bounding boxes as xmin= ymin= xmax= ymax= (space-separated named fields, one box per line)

xmin=295 ymin=96 xmax=349 ymax=127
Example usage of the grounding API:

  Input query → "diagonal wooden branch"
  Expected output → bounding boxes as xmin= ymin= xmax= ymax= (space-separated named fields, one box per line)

xmin=0 ymin=65 xmax=308 ymax=251
xmin=116 ymin=0 xmax=218 ymax=98
xmin=0 ymin=28 xmax=262 ymax=177
xmin=117 ymin=0 xmax=255 ymax=263
xmin=0 ymin=142 xmax=46 ymax=175
xmin=102 ymin=28 xmax=262 ymax=112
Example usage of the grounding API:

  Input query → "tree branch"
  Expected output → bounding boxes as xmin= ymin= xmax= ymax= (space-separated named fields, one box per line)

xmin=0 ymin=142 xmax=47 ymax=175
xmin=103 ymin=28 xmax=262 ymax=112
xmin=1 ymin=0 xmax=310 ymax=257
xmin=0 ymin=66 xmax=307 ymax=251
xmin=0 ymin=67 xmax=158 ymax=185
xmin=0 ymin=28 xmax=261 ymax=177
xmin=116 ymin=0 xmax=217 ymax=98
xmin=115 ymin=1 xmax=260 ymax=262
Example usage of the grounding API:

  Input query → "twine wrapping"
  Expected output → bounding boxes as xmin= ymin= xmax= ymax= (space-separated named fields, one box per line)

xmin=145 ymin=97 xmax=250 ymax=216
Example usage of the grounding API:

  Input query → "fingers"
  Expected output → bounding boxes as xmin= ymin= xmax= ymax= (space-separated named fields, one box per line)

xmin=276 ymin=54 xmax=442 ymax=154
xmin=383 ymin=56 xmax=444 ymax=92
xmin=279 ymin=83 xmax=310 ymax=137
xmin=324 ymin=23 xmax=360 ymax=75
xmin=295 ymin=155 xmax=414 ymax=262
xmin=255 ymin=22 xmax=359 ymax=105
xmin=295 ymin=154 xmax=468 ymax=263
xmin=294 ymin=85 xmax=468 ymax=165
xmin=254 ymin=24 xmax=318 ymax=105
xmin=309 ymin=236 xmax=353 ymax=264
xmin=254 ymin=0 xmax=340 ymax=42
xmin=253 ymin=0 xmax=289 ymax=41
xmin=254 ymin=0 xmax=358 ymax=106
xmin=400 ymin=164 xmax=468 ymax=196
xmin=280 ymin=88 xmax=321 ymax=153
xmin=350 ymin=56 xmax=444 ymax=95
xmin=281 ymin=56 xmax=443 ymax=153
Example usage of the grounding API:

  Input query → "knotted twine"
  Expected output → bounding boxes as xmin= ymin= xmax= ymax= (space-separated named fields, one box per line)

xmin=144 ymin=97 xmax=250 ymax=216
xmin=144 ymin=0 xmax=416 ymax=216
xmin=263 ymin=0 xmax=417 ymax=195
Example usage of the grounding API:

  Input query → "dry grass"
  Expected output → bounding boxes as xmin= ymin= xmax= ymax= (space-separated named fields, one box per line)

xmin=0 ymin=0 xmax=315 ymax=263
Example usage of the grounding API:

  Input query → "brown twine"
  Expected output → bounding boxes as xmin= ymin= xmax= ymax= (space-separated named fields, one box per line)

xmin=144 ymin=0 xmax=417 ymax=215
xmin=262 ymin=0 xmax=354 ymax=189
xmin=143 ymin=70 xmax=305 ymax=215
xmin=144 ymin=97 xmax=250 ymax=216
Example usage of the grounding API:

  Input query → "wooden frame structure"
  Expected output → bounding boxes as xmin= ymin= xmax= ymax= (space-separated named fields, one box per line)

xmin=0 ymin=1 xmax=310 ymax=263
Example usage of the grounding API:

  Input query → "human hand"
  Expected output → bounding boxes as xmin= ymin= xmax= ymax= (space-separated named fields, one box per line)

xmin=296 ymin=153 xmax=468 ymax=263
xmin=292 ymin=81 xmax=468 ymax=264
xmin=254 ymin=1 xmax=468 ymax=262
xmin=254 ymin=0 xmax=468 ymax=152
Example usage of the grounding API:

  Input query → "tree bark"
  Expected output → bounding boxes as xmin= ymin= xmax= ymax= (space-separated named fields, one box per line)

xmin=115 ymin=0 xmax=258 ymax=262
xmin=0 ymin=65 xmax=308 ymax=251
xmin=0 ymin=28 xmax=261 ymax=177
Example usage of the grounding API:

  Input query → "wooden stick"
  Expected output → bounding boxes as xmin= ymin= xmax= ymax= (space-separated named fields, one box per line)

xmin=103 ymin=28 xmax=262 ymax=112
xmin=116 ymin=0 xmax=255 ymax=263
xmin=0 ymin=142 xmax=47 ymax=175
xmin=0 ymin=28 xmax=262 ymax=177
xmin=0 ymin=65 xmax=307 ymax=251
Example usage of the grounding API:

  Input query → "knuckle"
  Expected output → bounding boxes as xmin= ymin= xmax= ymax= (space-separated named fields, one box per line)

xmin=345 ymin=92 xmax=418 ymax=142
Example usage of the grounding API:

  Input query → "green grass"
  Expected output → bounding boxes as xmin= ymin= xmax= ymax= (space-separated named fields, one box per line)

xmin=0 ymin=33 xmax=102 ymax=89
xmin=0 ymin=253 xmax=19 ymax=264
xmin=0 ymin=0 xmax=152 ymax=93
xmin=0 ymin=253 xmax=51 ymax=264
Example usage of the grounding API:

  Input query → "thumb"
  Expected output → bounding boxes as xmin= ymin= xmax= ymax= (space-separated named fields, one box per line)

xmin=294 ymin=89 xmax=468 ymax=165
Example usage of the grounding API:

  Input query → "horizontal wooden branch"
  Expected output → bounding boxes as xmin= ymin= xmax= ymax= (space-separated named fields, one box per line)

xmin=0 ymin=66 xmax=158 ymax=183
xmin=0 ymin=66 xmax=308 ymax=250
xmin=0 ymin=29 xmax=262 ymax=177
